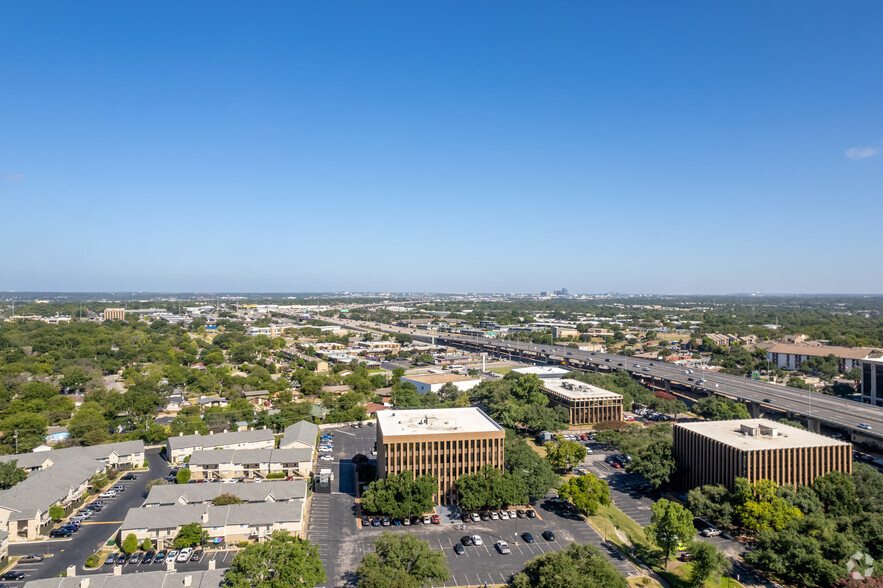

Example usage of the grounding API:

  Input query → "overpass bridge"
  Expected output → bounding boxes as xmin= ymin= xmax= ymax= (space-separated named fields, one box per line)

xmin=329 ymin=318 xmax=883 ymax=447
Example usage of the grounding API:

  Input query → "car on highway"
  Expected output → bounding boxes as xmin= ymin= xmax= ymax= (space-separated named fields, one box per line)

xmin=763 ymin=398 xmax=773 ymax=403
xmin=20 ymin=554 xmax=45 ymax=563
xmin=471 ymin=535 xmax=483 ymax=546
xmin=542 ymin=531 xmax=555 ymax=541
xmin=522 ymin=532 xmax=534 ymax=543
xmin=859 ymin=423 xmax=872 ymax=430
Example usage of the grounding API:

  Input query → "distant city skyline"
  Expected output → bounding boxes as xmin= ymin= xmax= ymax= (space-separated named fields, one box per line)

xmin=1 ymin=2 xmax=881 ymax=293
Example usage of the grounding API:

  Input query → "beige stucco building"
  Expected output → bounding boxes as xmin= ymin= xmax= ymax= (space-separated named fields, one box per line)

xmin=166 ymin=429 xmax=275 ymax=464
xmin=673 ymin=419 xmax=852 ymax=490
xmin=376 ymin=407 xmax=505 ymax=504
xmin=187 ymin=448 xmax=314 ymax=481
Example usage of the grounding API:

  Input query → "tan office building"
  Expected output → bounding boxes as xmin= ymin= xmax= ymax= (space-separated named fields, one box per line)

xmin=673 ymin=419 xmax=852 ymax=490
xmin=376 ymin=408 xmax=505 ymax=505
xmin=542 ymin=379 xmax=623 ymax=425
xmin=103 ymin=308 xmax=126 ymax=321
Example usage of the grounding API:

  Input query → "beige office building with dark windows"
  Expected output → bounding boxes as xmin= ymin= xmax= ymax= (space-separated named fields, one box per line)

xmin=541 ymin=379 xmax=623 ymax=425
xmin=376 ymin=407 xmax=505 ymax=504
xmin=673 ymin=419 xmax=852 ymax=490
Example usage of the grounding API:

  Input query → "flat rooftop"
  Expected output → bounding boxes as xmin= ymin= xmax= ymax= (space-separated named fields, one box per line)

xmin=675 ymin=419 xmax=851 ymax=451
xmin=377 ymin=408 xmax=503 ymax=437
xmin=402 ymin=373 xmax=479 ymax=385
xmin=542 ymin=378 xmax=622 ymax=400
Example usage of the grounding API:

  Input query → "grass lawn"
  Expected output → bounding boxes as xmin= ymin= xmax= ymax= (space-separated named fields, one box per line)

xmin=628 ymin=577 xmax=663 ymax=588
xmin=490 ymin=366 xmax=512 ymax=375
xmin=658 ymin=562 xmax=744 ymax=588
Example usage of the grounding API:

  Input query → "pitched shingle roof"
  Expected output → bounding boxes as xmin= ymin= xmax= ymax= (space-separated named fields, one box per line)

xmin=143 ymin=480 xmax=307 ymax=507
xmin=121 ymin=501 xmax=303 ymax=532
xmin=23 ymin=569 xmax=225 ymax=588
xmin=280 ymin=421 xmax=319 ymax=449
xmin=167 ymin=429 xmax=274 ymax=451
xmin=187 ymin=448 xmax=312 ymax=466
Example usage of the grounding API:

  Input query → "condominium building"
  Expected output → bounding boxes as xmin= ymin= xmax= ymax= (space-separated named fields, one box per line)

xmin=143 ymin=479 xmax=306 ymax=507
xmin=672 ymin=419 xmax=852 ymax=490
xmin=376 ymin=407 xmax=505 ymax=504
xmin=541 ymin=379 xmax=623 ymax=425
xmin=166 ymin=429 xmax=275 ymax=464
xmin=187 ymin=448 xmax=314 ymax=481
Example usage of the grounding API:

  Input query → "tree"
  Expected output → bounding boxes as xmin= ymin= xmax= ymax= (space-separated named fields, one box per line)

xmin=688 ymin=541 xmax=730 ymax=587
xmin=212 ymin=493 xmax=243 ymax=506
xmin=544 ymin=435 xmax=587 ymax=470
xmin=558 ymin=473 xmax=610 ymax=515
xmin=812 ymin=470 xmax=860 ymax=516
xmin=177 ymin=468 xmax=192 ymax=484
xmin=510 ymin=542 xmax=628 ymax=588
xmin=122 ymin=533 xmax=139 ymax=554
xmin=627 ymin=440 xmax=675 ymax=488
xmin=224 ymin=530 xmax=326 ymax=588
xmin=455 ymin=465 xmax=528 ymax=511
xmin=49 ymin=505 xmax=65 ymax=522
xmin=356 ymin=532 xmax=449 ymax=588
xmin=0 ymin=412 xmax=48 ymax=452
xmin=692 ymin=397 xmax=751 ymax=421
xmin=647 ymin=499 xmax=695 ymax=565
xmin=504 ymin=434 xmax=560 ymax=501
xmin=413 ymin=354 xmax=434 ymax=365
xmin=0 ymin=460 xmax=28 ymax=489
xmin=68 ymin=402 xmax=109 ymax=445
xmin=360 ymin=471 xmax=437 ymax=518
xmin=686 ymin=485 xmax=735 ymax=527
xmin=142 ymin=538 xmax=154 ymax=552
xmin=173 ymin=522 xmax=206 ymax=548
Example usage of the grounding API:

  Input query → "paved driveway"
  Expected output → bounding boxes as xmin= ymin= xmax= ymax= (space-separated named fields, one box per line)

xmin=7 ymin=448 xmax=170 ymax=582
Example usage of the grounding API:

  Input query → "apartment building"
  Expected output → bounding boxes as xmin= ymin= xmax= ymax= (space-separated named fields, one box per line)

xmin=541 ymin=378 xmax=623 ymax=425
xmin=279 ymin=420 xmax=319 ymax=450
xmin=672 ymin=419 xmax=852 ymax=490
xmin=187 ymin=448 xmax=314 ymax=481
xmin=766 ymin=343 xmax=874 ymax=372
xmin=24 ymin=569 xmax=226 ymax=588
xmin=166 ymin=429 xmax=275 ymax=464
xmin=143 ymin=480 xmax=306 ymax=507
xmin=376 ymin=407 xmax=505 ymax=504
xmin=120 ymin=501 xmax=304 ymax=546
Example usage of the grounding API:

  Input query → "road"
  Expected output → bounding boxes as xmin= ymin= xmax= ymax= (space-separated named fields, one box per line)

xmin=331 ymin=318 xmax=883 ymax=441
xmin=7 ymin=448 xmax=170 ymax=582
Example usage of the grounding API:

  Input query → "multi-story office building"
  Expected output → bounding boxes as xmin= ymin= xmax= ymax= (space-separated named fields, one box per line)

xmin=860 ymin=355 xmax=883 ymax=407
xmin=673 ymin=419 xmax=852 ymax=490
xmin=376 ymin=407 xmax=505 ymax=504
xmin=103 ymin=308 xmax=126 ymax=321
xmin=541 ymin=379 xmax=623 ymax=425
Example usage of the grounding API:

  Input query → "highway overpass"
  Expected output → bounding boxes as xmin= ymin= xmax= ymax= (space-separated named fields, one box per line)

xmin=329 ymin=317 xmax=883 ymax=447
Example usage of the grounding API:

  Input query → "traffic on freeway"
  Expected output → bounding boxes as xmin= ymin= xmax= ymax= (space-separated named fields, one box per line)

xmin=331 ymin=317 xmax=883 ymax=440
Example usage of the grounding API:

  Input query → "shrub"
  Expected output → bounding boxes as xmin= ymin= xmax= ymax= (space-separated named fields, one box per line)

xmin=266 ymin=473 xmax=285 ymax=479
xmin=142 ymin=538 xmax=154 ymax=552
xmin=238 ymin=541 xmax=250 ymax=548
xmin=85 ymin=554 xmax=100 ymax=568
xmin=122 ymin=533 xmax=139 ymax=554
xmin=49 ymin=505 xmax=65 ymax=522
xmin=212 ymin=494 xmax=243 ymax=506
xmin=176 ymin=468 xmax=191 ymax=484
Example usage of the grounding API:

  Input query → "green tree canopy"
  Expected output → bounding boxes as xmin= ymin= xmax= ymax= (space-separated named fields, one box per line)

xmin=356 ymin=532 xmax=449 ymax=588
xmin=122 ymin=533 xmax=139 ymax=554
xmin=224 ymin=531 xmax=326 ymax=588
xmin=544 ymin=435 xmax=587 ymax=470
xmin=0 ymin=460 xmax=28 ymax=489
xmin=647 ymin=498 xmax=695 ymax=565
xmin=212 ymin=493 xmax=244 ymax=506
xmin=688 ymin=541 xmax=731 ymax=587
xmin=172 ymin=522 xmax=206 ymax=549
xmin=360 ymin=471 xmax=437 ymax=518
xmin=510 ymin=542 xmax=628 ymax=588
xmin=455 ymin=464 xmax=528 ymax=511
xmin=177 ymin=468 xmax=192 ymax=484
xmin=558 ymin=473 xmax=610 ymax=515
xmin=503 ymin=432 xmax=560 ymax=501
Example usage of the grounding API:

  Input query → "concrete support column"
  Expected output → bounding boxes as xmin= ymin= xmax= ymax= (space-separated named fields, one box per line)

xmin=665 ymin=380 xmax=671 ymax=393
xmin=747 ymin=402 xmax=761 ymax=418
xmin=807 ymin=418 xmax=821 ymax=433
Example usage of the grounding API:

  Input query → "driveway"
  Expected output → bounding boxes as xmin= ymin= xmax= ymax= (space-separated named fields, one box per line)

xmin=7 ymin=448 xmax=170 ymax=582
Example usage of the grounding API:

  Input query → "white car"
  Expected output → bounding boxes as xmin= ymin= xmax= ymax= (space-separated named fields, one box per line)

xmin=495 ymin=541 xmax=511 ymax=554
xmin=318 ymin=447 xmax=333 ymax=453
xmin=498 ymin=511 xmax=508 ymax=520
xmin=319 ymin=455 xmax=333 ymax=461
xmin=470 ymin=512 xmax=480 ymax=522
xmin=471 ymin=535 xmax=483 ymax=546
xmin=166 ymin=550 xmax=179 ymax=562
xmin=177 ymin=548 xmax=193 ymax=562
xmin=490 ymin=512 xmax=499 ymax=520
xmin=99 ymin=490 xmax=117 ymax=498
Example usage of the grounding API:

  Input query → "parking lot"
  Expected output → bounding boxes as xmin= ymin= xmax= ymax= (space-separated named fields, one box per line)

xmin=308 ymin=425 xmax=638 ymax=587
xmin=6 ymin=449 xmax=172 ymax=582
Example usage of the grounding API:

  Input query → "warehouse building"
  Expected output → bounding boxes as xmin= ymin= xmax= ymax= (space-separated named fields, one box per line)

xmin=541 ymin=379 xmax=623 ymax=425
xmin=376 ymin=407 xmax=505 ymax=504
xmin=673 ymin=419 xmax=852 ymax=490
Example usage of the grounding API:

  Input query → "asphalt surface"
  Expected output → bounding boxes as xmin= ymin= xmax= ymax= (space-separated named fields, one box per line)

xmin=329 ymin=318 xmax=883 ymax=439
xmin=308 ymin=425 xmax=637 ymax=587
xmin=7 ymin=448 xmax=171 ymax=582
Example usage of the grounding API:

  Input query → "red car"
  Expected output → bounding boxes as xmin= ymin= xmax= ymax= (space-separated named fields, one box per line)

xmin=611 ymin=462 xmax=621 ymax=468
xmin=579 ymin=434 xmax=588 ymax=441
xmin=431 ymin=514 xmax=441 ymax=524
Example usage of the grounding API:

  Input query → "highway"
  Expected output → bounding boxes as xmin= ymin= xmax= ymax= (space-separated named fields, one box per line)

xmin=329 ymin=318 xmax=883 ymax=443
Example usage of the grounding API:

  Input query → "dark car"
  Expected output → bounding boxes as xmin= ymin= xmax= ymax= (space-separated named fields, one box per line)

xmin=371 ymin=517 xmax=381 ymax=527
xmin=1 ymin=572 xmax=24 ymax=581
xmin=20 ymin=555 xmax=45 ymax=563
xmin=516 ymin=509 xmax=526 ymax=518
xmin=381 ymin=517 xmax=391 ymax=527
xmin=460 ymin=513 xmax=471 ymax=523
xmin=104 ymin=553 xmax=117 ymax=565
xmin=154 ymin=551 xmax=167 ymax=563
xmin=142 ymin=551 xmax=155 ymax=564
xmin=522 ymin=532 xmax=534 ymax=544
xmin=117 ymin=553 xmax=130 ymax=564
xmin=190 ymin=550 xmax=203 ymax=562
xmin=122 ymin=474 xmax=137 ymax=481
xmin=361 ymin=517 xmax=371 ymax=527
xmin=60 ymin=525 xmax=79 ymax=533
xmin=526 ymin=510 xmax=537 ymax=519
xmin=453 ymin=543 xmax=466 ymax=555
xmin=460 ymin=536 xmax=473 ymax=546
xmin=49 ymin=529 xmax=72 ymax=538
xmin=393 ymin=517 xmax=403 ymax=526
xmin=542 ymin=531 xmax=556 ymax=541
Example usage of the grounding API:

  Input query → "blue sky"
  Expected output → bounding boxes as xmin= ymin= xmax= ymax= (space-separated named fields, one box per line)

xmin=2 ymin=1 xmax=881 ymax=294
